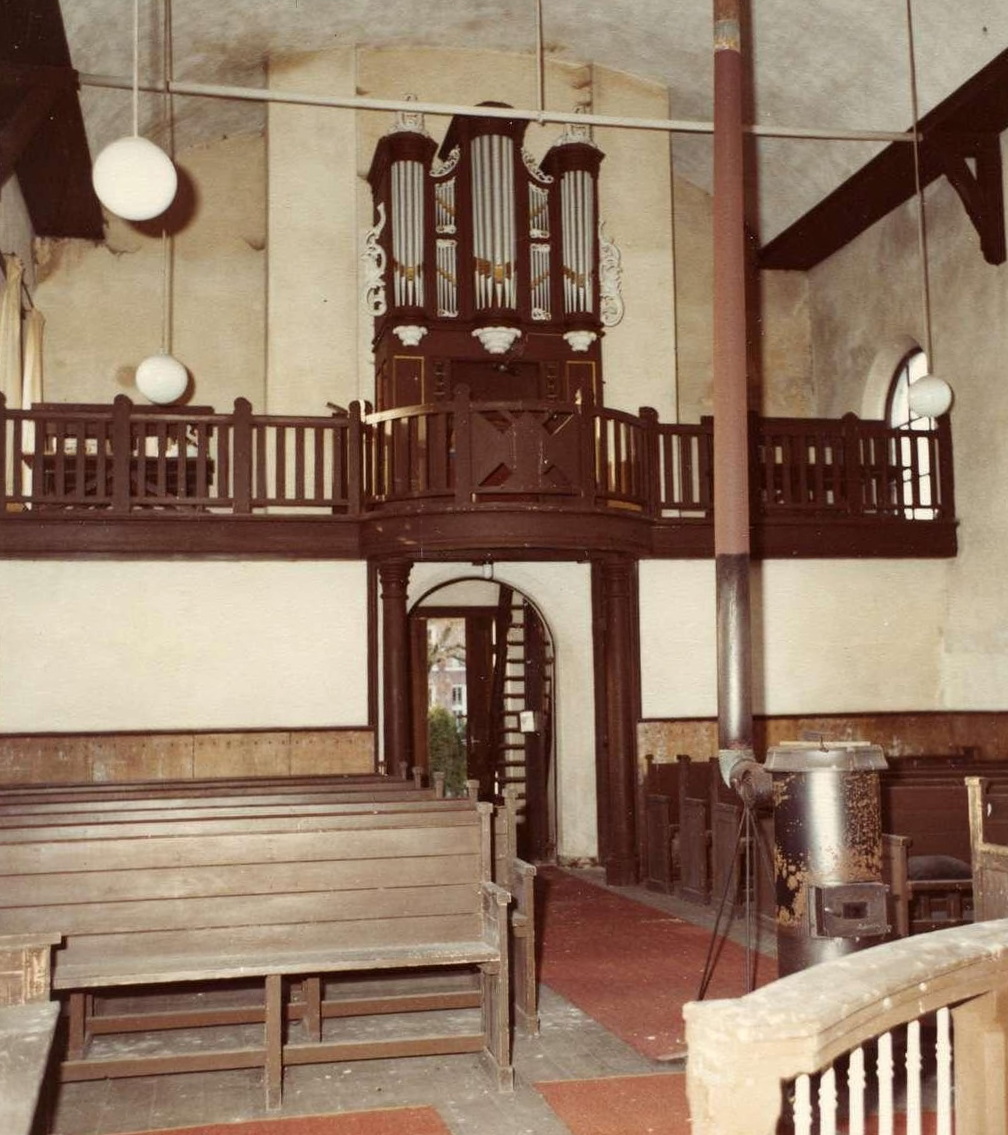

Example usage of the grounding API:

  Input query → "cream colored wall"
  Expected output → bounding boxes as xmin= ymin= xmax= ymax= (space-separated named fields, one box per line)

xmin=34 ymin=135 xmax=266 ymax=409
xmin=639 ymin=558 xmax=946 ymax=719
xmin=592 ymin=68 xmax=677 ymax=421
xmin=267 ymin=49 xmax=360 ymax=415
xmin=410 ymin=560 xmax=597 ymax=862
xmin=0 ymin=561 xmax=369 ymax=732
xmin=671 ymin=170 xmax=813 ymax=421
xmin=807 ymin=128 xmax=1008 ymax=710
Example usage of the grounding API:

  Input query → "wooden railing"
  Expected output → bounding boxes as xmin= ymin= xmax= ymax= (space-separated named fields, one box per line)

xmin=685 ymin=919 xmax=1008 ymax=1134
xmin=0 ymin=390 xmax=955 ymax=527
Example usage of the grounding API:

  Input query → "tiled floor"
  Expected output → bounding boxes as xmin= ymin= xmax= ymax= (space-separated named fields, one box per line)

xmin=48 ymin=872 xmax=767 ymax=1135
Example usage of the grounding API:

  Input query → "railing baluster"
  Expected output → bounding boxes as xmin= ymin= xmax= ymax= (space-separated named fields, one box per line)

xmin=848 ymin=1044 xmax=866 ymax=1135
xmin=906 ymin=1019 xmax=922 ymax=1135
xmin=819 ymin=1065 xmax=837 ymax=1135
xmin=793 ymin=1074 xmax=812 ymax=1135
xmin=294 ymin=425 xmax=306 ymax=502
xmin=878 ymin=1030 xmax=895 ymax=1135
xmin=936 ymin=1005 xmax=952 ymax=1135
xmin=313 ymin=426 xmax=324 ymax=503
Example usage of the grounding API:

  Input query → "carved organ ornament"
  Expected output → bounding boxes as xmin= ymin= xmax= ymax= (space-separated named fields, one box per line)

xmin=365 ymin=103 xmax=621 ymax=412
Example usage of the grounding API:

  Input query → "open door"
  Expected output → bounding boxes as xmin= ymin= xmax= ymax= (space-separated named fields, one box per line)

xmin=410 ymin=582 xmax=555 ymax=862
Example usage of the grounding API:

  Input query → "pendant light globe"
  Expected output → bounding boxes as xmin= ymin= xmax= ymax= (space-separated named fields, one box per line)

xmin=136 ymin=350 xmax=189 ymax=404
xmin=92 ymin=135 xmax=178 ymax=222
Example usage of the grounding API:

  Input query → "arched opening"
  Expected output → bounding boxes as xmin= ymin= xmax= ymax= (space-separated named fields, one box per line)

xmin=409 ymin=575 xmax=556 ymax=863
xmin=886 ymin=346 xmax=938 ymax=519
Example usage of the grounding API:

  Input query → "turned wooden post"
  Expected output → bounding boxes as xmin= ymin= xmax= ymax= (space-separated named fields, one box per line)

xmin=378 ymin=558 xmax=413 ymax=771
xmin=232 ymin=397 xmax=253 ymax=514
xmin=111 ymin=394 xmax=132 ymax=512
xmin=598 ymin=554 xmax=639 ymax=885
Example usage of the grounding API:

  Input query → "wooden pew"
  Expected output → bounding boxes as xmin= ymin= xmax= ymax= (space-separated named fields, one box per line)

xmin=0 ymin=772 xmax=540 ymax=1039
xmin=878 ymin=763 xmax=1007 ymax=935
xmin=0 ymin=933 xmax=61 ymax=1135
xmin=677 ymin=756 xmax=713 ymax=904
xmin=0 ymin=798 xmax=513 ymax=1107
xmin=640 ymin=755 xmax=681 ymax=894
xmin=968 ymin=776 xmax=1008 ymax=920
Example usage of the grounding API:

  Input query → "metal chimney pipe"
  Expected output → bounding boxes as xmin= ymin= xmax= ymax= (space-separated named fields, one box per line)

xmin=711 ymin=0 xmax=769 ymax=807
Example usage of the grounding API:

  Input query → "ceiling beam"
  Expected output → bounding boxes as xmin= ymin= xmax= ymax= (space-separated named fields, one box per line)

xmin=758 ymin=48 xmax=1008 ymax=271
xmin=0 ymin=0 xmax=103 ymax=240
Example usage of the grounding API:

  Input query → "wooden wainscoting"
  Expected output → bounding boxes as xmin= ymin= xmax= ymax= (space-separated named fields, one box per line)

xmin=0 ymin=727 xmax=376 ymax=785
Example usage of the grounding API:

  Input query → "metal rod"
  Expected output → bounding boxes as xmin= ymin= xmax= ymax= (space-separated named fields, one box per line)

xmin=534 ymin=0 xmax=545 ymax=116
xmin=78 ymin=72 xmax=920 ymax=143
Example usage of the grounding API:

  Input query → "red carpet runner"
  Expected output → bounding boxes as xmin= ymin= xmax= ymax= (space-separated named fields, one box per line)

xmin=114 ymin=1107 xmax=451 ymax=1135
xmin=537 ymin=1073 xmax=689 ymax=1135
xmin=537 ymin=866 xmax=777 ymax=1060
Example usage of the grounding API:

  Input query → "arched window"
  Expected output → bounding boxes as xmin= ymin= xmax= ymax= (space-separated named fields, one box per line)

xmin=886 ymin=348 xmax=935 ymax=518
xmin=886 ymin=347 xmax=933 ymax=430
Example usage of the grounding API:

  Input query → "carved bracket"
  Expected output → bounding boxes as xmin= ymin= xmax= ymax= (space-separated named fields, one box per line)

xmin=932 ymin=131 xmax=1006 ymax=266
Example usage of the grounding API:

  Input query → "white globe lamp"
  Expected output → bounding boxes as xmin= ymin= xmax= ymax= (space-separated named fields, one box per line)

xmin=136 ymin=351 xmax=188 ymax=405
xmin=908 ymin=372 xmax=953 ymax=418
xmin=92 ymin=135 xmax=178 ymax=222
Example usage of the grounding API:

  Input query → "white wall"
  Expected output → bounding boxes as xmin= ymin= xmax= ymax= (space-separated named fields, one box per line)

xmin=639 ymin=558 xmax=947 ymax=718
xmin=410 ymin=560 xmax=597 ymax=861
xmin=35 ymin=136 xmax=266 ymax=410
xmin=807 ymin=127 xmax=1008 ymax=711
xmin=0 ymin=561 xmax=369 ymax=732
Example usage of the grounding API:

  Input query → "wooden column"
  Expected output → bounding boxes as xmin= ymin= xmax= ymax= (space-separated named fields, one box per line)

xmin=599 ymin=556 xmax=639 ymax=885
xmin=378 ymin=558 xmax=413 ymax=772
xmin=713 ymin=0 xmax=757 ymax=784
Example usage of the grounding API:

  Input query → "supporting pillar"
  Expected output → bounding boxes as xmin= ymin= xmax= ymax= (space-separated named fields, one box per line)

xmin=712 ymin=0 xmax=769 ymax=806
xmin=378 ymin=557 xmax=413 ymax=772
xmin=599 ymin=556 xmax=639 ymax=885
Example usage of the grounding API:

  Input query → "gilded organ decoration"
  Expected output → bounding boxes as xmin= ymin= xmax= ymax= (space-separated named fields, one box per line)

xmin=366 ymin=102 xmax=612 ymax=411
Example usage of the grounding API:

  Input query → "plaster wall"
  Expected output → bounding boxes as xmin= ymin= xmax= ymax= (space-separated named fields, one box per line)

xmin=409 ymin=560 xmax=597 ymax=862
xmin=671 ymin=168 xmax=813 ymax=421
xmin=34 ymin=135 xmax=266 ymax=409
xmin=639 ymin=558 xmax=945 ymax=719
xmin=807 ymin=126 xmax=1008 ymax=709
xmin=266 ymin=49 xmax=360 ymax=414
xmin=0 ymin=561 xmax=369 ymax=732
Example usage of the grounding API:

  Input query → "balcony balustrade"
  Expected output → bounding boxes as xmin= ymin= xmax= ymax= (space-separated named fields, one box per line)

xmin=0 ymin=388 xmax=956 ymax=559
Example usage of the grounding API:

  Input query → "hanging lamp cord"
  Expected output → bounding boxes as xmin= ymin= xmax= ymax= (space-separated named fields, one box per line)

xmin=905 ymin=0 xmax=933 ymax=367
xmin=160 ymin=0 xmax=174 ymax=354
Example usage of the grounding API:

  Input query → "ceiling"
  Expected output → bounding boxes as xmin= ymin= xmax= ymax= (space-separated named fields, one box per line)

xmin=4 ymin=0 xmax=1008 ymax=256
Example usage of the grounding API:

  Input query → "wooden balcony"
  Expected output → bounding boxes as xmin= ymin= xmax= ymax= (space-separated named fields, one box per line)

xmin=0 ymin=390 xmax=957 ymax=560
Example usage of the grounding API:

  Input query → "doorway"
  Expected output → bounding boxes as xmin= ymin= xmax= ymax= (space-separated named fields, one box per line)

xmin=410 ymin=578 xmax=556 ymax=862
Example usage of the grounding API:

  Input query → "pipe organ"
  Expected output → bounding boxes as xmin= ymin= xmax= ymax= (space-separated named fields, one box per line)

xmin=366 ymin=104 xmax=613 ymax=411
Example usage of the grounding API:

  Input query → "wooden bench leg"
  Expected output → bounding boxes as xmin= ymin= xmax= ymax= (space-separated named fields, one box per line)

xmin=67 ymin=992 xmax=91 ymax=1060
xmin=300 ymin=976 xmax=322 ymax=1043
xmin=264 ymin=975 xmax=283 ymax=1110
xmin=480 ymin=882 xmax=514 ymax=1092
